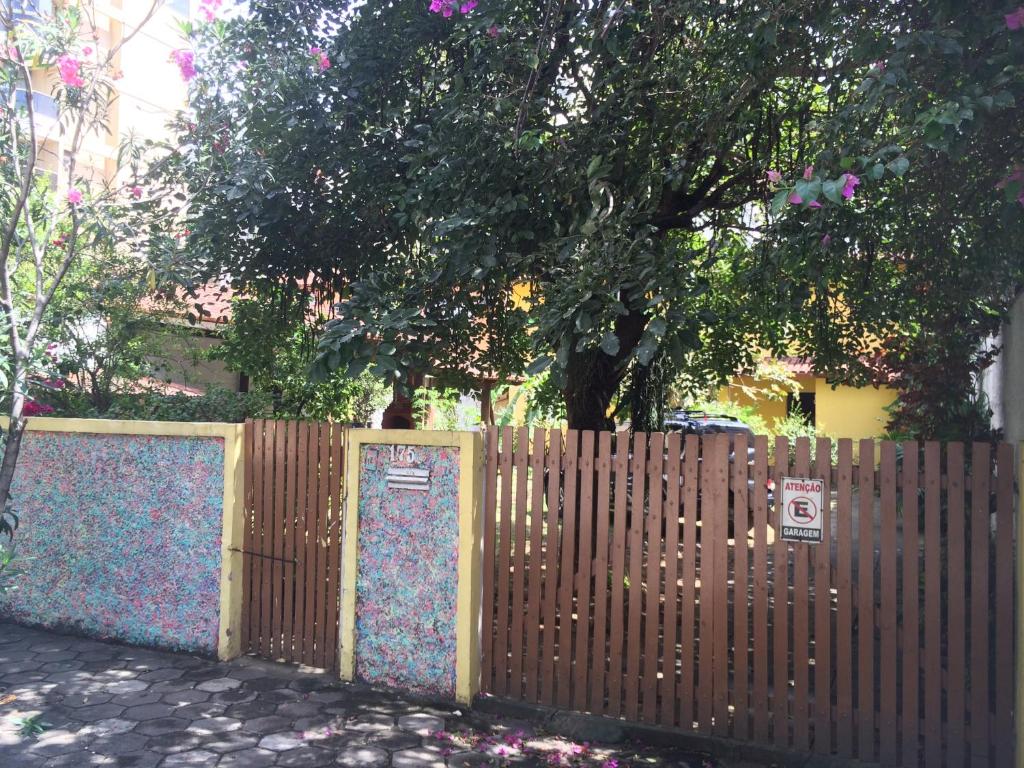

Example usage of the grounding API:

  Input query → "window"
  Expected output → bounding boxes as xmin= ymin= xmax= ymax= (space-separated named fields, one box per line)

xmin=8 ymin=0 xmax=53 ymax=20
xmin=787 ymin=391 xmax=817 ymax=426
xmin=14 ymin=89 xmax=58 ymax=120
xmin=166 ymin=0 xmax=190 ymax=15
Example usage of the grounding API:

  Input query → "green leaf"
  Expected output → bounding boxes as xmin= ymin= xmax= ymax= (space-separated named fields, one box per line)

xmin=886 ymin=156 xmax=909 ymax=177
xmin=869 ymin=163 xmax=885 ymax=180
xmin=526 ymin=355 xmax=552 ymax=375
xmin=600 ymin=332 xmax=620 ymax=356
xmin=822 ymin=179 xmax=843 ymax=204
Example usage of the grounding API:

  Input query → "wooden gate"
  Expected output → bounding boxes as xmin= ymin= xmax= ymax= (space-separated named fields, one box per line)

xmin=241 ymin=419 xmax=345 ymax=670
xmin=482 ymin=428 xmax=1019 ymax=767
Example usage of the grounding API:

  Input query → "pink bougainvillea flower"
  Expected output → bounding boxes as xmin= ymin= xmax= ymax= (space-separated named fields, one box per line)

xmin=996 ymin=166 xmax=1024 ymax=189
xmin=460 ymin=0 xmax=478 ymax=12
xmin=171 ymin=49 xmax=196 ymax=81
xmin=808 ymin=200 xmax=822 ymax=209
xmin=821 ymin=233 xmax=832 ymax=247
xmin=130 ymin=186 xmax=143 ymax=199
xmin=766 ymin=169 xmax=782 ymax=184
xmin=57 ymin=54 xmax=85 ymax=88
xmin=788 ymin=192 xmax=803 ymax=205
xmin=487 ymin=24 xmax=499 ymax=37
xmin=66 ymin=188 xmax=83 ymax=204
xmin=841 ymin=173 xmax=860 ymax=200
xmin=23 ymin=400 xmax=55 ymax=416
xmin=442 ymin=3 xmax=454 ymax=16
xmin=803 ymin=165 xmax=814 ymax=180
xmin=82 ymin=46 xmax=93 ymax=56
xmin=1005 ymin=7 xmax=1024 ymax=30
xmin=870 ymin=60 xmax=885 ymax=74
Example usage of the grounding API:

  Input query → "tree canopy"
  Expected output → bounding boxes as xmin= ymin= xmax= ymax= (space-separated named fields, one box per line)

xmin=149 ymin=0 xmax=1024 ymax=434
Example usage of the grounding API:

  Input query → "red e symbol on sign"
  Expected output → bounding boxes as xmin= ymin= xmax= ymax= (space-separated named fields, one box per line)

xmin=788 ymin=496 xmax=818 ymax=525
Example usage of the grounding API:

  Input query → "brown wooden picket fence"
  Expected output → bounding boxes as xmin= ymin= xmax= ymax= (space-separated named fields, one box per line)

xmin=241 ymin=419 xmax=345 ymax=670
xmin=481 ymin=428 xmax=1019 ymax=766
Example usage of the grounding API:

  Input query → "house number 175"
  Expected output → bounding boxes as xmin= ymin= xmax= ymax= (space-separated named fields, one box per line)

xmin=388 ymin=445 xmax=417 ymax=464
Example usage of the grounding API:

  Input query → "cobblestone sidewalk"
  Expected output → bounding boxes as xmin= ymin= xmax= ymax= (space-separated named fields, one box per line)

xmin=0 ymin=622 xmax=731 ymax=768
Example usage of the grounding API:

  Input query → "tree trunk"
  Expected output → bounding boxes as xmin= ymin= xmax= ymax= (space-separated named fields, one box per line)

xmin=0 ymin=364 xmax=29 ymax=511
xmin=562 ymin=305 xmax=648 ymax=430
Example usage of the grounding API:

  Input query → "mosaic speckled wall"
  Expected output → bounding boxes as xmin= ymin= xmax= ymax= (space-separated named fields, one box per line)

xmin=355 ymin=443 xmax=460 ymax=697
xmin=0 ymin=430 xmax=225 ymax=654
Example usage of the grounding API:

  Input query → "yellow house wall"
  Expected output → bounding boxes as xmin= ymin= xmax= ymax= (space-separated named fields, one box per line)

xmin=717 ymin=376 xmax=895 ymax=439
xmin=815 ymin=383 xmax=895 ymax=440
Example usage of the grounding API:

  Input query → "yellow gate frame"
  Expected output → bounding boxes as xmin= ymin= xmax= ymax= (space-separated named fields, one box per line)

xmin=338 ymin=429 xmax=483 ymax=704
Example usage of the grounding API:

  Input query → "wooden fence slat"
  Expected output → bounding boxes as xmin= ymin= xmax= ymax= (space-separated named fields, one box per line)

xmin=283 ymin=421 xmax=300 ymax=663
xmin=525 ymin=429 xmax=546 ymax=703
xmin=711 ymin=434 xmax=730 ymax=737
xmin=923 ymin=442 xmax=942 ymax=767
xmin=259 ymin=420 xmax=275 ymax=660
xmin=242 ymin=421 xmax=254 ymax=651
xmin=607 ymin=431 xmax=629 ymax=717
xmin=835 ymin=439 xmax=854 ymax=758
xmin=314 ymin=423 xmax=330 ymax=670
xmin=302 ymin=423 xmax=320 ymax=666
xmin=878 ymin=441 xmax=898 ymax=765
xmin=290 ymin=421 xmax=309 ymax=664
xmin=679 ymin=434 xmax=699 ymax=730
xmin=751 ymin=435 xmax=770 ymax=742
xmin=946 ymin=442 xmax=966 ymax=767
xmin=642 ymin=433 xmax=665 ymax=724
xmin=573 ymin=431 xmax=596 ymax=713
xmin=624 ymin=432 xmax=646 ymax=722
xmin=969 ymin=441 xmax=991 ymax=766
xmin=324 ymin=423 xmax=343 ymax=672
xmin=856 ymin=438 xmax=875 ymax=763
xmin=557 ymin=430 xmax=580 ymax=708
xmin=900 ymin=440 xmax=920 ymax=768
xmin=812 ymin=437 xmax=831 ymax=755
xmin=732 ymin=433 xmax=750 ymax=739
xmin=698 ymin=436 xmax=714 ymax=735
xmin=792 ymin=438 xmax=811 ymax=751
xmin=994 ymin=442 xmax=1014 ymax=767
xmin=660 ymin=433 xmax=682 ymax=729
xmin=541 ymin=430 xmax=562 ymax=706
xmin=495 ymin=426 xmax=515 ymax=698
xmin=590 ymin=432 xmax=613 ymax=715
xmin=510 ymin=427 xmax=530 ymax=699
xmin=772 ymin=436 xmax=790 ymax=748
xmin=482 ymin=429 xmax=498 ymax=692
xmin=271 ymin=419 xmax=287 ymax=660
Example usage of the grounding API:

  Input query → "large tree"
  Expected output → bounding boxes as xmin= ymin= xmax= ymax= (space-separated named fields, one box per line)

xmin=151 ymin=0 xmax=1024 ymax=432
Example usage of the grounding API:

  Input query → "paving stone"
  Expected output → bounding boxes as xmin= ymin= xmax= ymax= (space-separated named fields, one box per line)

xmin=145 ymin=732 xmax=209 ymax=754
xmin=105 ymin=680 xmax=149 ymax=695
xmin=160 ymin=690 xmax=209 ymax=707
xmin=446 ymin=752 xmax=493 ymax=768
xmin=217 ymin=748 xmax=278 ymax=768
xmin=112 ymin=691 xmax=164 ymax=708
xmin=174 ymin=702 xmax=228 ymax=720
xmin=133 ymin=716 xmax=191 ymax=736
xmin=39 ymin=661 xmax=84 ymax=674
xmin=309 ymin=690 xmax=347 ymax=705
xmin=335 ymin=745 xmax=390 ymax=768
xmin=185 ymin=716 xmax=242 ymax=735
xmin=198 ymin=731 xmax=258 ymax=754
xmin=391 ymin=747 xmax=446 ymax=768
xmin=159 ymin=748 xmax=218 ymax=766
xmin=147 ymin=680 xmax=198 ymax=695
xmin=195 ymin=678 xmax=240 ymax=693
xmin=288 ymin=677 xmax=325 ymax=693
xmin=81 ymin=717 xmax=137 ymax=736
xmin=258 ymin=730 xmax=305 ymax=751
xmin=397 ymin=714 xmax=444 ymax=736
xmin=346 ymin=714 xmax=396 ymax=733
xmin=106 ymin=751 xmax=162 ymax=767
xmin=363 ymin=729 xmax=421 ymax=752
xmin=240 ymin=677 xmax=286 ymax=692
xmin=223 ymin=701 xmax=276 ymax=720
xmin=276 ymin=700 xmax=322 ymax=719
xmin=60 ymin=693 xmax=114 ymax=709
xmin=208 ymin=688 xmax=255 ymax=706
xmin=22 ymin=730 xmax=86 ymax=758
xmin=138 ymin=667 xmax=183 ymax=683
xmin=123 ymin=703 xmax=176 ymax=721
xmin=261 ymin=687 xmax=301 ymax=704
xmin=277 ymin=744 xmax=336 ymax=766
xmin=75 ymin=703 xmax=127 ymax=722
xmin=240 ymin=715 xmax=292 ymax=735
xmin=89 ymin=731 xmax=151 ymax=755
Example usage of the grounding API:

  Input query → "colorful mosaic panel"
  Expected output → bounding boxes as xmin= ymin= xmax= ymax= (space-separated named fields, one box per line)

xmin=0 ymin=430 xmax=225 ymax=654
xmin=355 ymin=443 xmax=460 ymax=697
